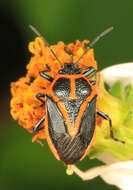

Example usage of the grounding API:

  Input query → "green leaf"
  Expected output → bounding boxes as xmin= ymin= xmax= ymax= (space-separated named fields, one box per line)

xmin=110 ymin=81 xmax=123 ymax=100
xmin=123 ymin=84 xmax=133 ymax=109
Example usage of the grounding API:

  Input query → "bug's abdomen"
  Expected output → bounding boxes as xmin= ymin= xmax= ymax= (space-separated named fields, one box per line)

xmin=47 ymin=96 xmax=96 ymax=164
xmin=55 ymin=134 xmax=87 ymax=164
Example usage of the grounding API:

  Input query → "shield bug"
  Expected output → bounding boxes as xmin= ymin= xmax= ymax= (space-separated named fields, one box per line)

xmin=29 ymin=25 xmax=125 ymax=168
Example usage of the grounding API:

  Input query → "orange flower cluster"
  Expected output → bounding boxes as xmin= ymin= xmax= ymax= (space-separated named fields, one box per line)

xmin=10 ymin=37 xmax=97 ymax=144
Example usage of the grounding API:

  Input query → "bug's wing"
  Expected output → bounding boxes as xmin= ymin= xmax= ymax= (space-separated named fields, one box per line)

xmin=46 ymin=97 xmax=66 ymax=139
xmin=79 ymin=95 xmax=97 ymax=145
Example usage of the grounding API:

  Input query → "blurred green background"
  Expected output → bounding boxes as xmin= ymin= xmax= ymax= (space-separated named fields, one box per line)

xmin=1 ymin=0 xmax=133 ymax=189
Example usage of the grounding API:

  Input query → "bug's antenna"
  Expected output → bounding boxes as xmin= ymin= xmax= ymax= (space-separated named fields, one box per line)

xmin=72 ymin=55 xmax=74 ymax=64
xmin=75 ymin=26 xmax=114 ymax=67
xmin=29 ymin=24 xmax=63 ymax=68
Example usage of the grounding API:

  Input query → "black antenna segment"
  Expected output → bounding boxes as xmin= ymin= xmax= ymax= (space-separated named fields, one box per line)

xmin=29 ymin=24 xmax=63 ymax=68
xmin=72 ymin=55 xmax=74 ymax=64
xmin=75 ymin=26 xmax=114 ymax=67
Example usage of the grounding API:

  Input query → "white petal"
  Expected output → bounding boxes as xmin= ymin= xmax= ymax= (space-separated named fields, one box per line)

xmin=101 ymin=62 xmax=133 ymax=87
xmin=72 ymin=161 xmax=133 ymax=190
xmin=100 ymin=161 xmax=133 ymax=190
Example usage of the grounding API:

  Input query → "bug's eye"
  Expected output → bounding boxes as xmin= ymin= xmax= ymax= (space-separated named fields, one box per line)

xmin=75 ymin=78 xmax=91 ymax=98
xmin=53 ymin=78 xmax=70 ymax=98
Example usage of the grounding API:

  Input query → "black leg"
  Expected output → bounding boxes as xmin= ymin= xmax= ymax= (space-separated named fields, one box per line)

xmin=44 ymin=64 xmax=51 ymax=72
xmin=34 ymin=93 xmax=45 ymax=109
xmin=33 ymin=116 xmax=45 ymax=132
xmin=97 ymin=111 xmax=125 ymax=144
xmin=39 ymin=71 xmax=53 ymax=82
xmin=90 ymin=80 xmax=96 ymax=85
xmin=39 ymin=65 xmax=53 ymax=82
xmin=79 ymin=66 xmax=92 ymax=71
xmin=81 ymin=67 xmax=96 ymax=77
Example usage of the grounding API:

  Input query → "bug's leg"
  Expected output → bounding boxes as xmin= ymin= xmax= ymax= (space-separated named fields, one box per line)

xmin=90 ymin=80 xmax=96 ymax=85
xmin=33 ymin=116 xmax=45 ymax=132
xmin=96 ymin=111 xmax=125 ymax=144
xmin=39 ymin=64 xmax=53 ymax=82
xmin=39 ymin=71 xmax=53 ymax=82
xmin=80 ymin=66 xmax=96 ymax=78
xmin=34 ymin=93 xmax=45 ymax=109
xmin=44 ymin=64 xmax=51 ymax=72
xmin=35 ymin=64 xmax=52 ymax=108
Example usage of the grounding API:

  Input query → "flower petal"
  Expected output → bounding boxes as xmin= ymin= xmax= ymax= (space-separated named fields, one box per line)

xmin=72 ymin=161 xmax=133 ymax=190
xmin=101 ymin=62 xmax=133 ymax=86
xmin=100 ymin=161 xmax=133 ymax=190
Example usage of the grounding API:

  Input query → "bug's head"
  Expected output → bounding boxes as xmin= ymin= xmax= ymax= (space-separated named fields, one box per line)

xmin=58 ymin=63 xmax=80 ymax=75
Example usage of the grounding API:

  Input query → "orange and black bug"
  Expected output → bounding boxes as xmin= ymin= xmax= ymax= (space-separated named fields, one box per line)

xmin=30 ymin=25 xmax=125 ymax=166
